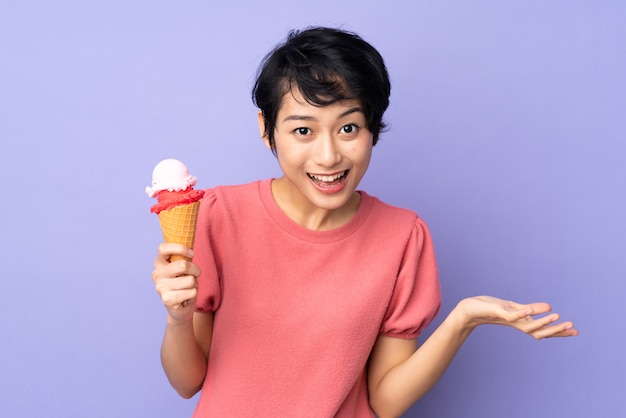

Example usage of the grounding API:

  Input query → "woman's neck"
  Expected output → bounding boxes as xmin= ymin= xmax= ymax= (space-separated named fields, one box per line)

xmin=270 ymin=178 xmax=362 ymax=231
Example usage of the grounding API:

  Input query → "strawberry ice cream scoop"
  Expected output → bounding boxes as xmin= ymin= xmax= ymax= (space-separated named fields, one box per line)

xmin=149 ymin=188 xmax=205 ymax=214
xmin=145 ymin=159 xmax=205 ymax=214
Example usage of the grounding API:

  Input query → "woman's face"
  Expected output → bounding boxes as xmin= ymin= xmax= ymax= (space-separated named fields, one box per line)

xmin=260 ymin=88 xmax=373 ymax=227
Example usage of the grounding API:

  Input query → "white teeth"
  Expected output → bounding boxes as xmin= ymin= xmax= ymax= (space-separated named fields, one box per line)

xmin=310 ymin=171 xmax=345 ymax=182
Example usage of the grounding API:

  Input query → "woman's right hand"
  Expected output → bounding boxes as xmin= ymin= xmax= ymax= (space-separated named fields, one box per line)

xmin=152 ymin=243 xmax=201 ymax=323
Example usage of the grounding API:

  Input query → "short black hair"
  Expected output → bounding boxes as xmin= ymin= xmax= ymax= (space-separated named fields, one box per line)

xmin=252 ymin=27 xmax=391 ymax=152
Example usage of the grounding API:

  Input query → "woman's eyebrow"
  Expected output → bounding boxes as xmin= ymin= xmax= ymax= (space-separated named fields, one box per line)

xmin=282 ymin=114 xmax=316 ymax=123
xmin=282 ymin=107 xmax=363 ymax=123
xmin=338 ymin=106 xmax=363 ymax=118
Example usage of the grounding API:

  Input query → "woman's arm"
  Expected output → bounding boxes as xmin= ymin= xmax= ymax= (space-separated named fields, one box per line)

xmin=153 ymin=243 xmax=213 ymax=398
xmin=367 ymin=296 xmax=578 ymax=418
xmin=160 ymin=311 xmax=213 ymax=398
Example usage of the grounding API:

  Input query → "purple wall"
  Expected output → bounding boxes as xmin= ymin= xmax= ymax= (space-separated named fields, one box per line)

xmin=2 ymin=1 xmax=624 ymax=417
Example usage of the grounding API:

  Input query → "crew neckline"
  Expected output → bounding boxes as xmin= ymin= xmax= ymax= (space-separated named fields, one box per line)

xmin=258 ymin=178 xmax=374 ymax=244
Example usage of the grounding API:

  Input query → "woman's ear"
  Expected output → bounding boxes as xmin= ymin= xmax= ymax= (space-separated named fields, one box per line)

xmin=257 ymin=111 xmax=272 ymax=150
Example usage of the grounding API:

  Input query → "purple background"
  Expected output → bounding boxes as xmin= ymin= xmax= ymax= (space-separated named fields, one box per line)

xmin=2 ymin=1 xmax=624 ymax=417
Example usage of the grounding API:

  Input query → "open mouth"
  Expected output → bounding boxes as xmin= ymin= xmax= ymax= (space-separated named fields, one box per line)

xmin=307 ymin=170 xmax=348 ymax=187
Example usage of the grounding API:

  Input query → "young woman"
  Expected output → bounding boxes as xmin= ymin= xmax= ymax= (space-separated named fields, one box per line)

xmin=151 ymin=27 xmax=578 ymax=418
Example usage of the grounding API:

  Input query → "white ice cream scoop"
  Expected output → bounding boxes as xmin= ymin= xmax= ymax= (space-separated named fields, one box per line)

xmin=145 ymin=158 xmax=197 ymax=198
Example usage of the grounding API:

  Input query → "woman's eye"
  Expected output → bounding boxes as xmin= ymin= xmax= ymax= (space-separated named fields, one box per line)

xmin=295 ymin=127 xmax=311 ymax=136
xmin=340 ymin=124 xmax=357 ymax=134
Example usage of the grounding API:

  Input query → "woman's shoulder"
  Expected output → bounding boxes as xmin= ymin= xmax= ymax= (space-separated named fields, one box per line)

xmin=196 ymin=180 xmax=267 ymax=233
xmin=202 ymin=179 xmax=268 ymax=204
xmin=359 ymin=191 xmax=435 ymax=244
xmin=360 ymin=191 xmax=422 ymax=225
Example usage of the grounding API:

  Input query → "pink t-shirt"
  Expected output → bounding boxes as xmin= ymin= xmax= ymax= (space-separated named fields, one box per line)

xmin=192 ymin=179 xmax=441 ymax=417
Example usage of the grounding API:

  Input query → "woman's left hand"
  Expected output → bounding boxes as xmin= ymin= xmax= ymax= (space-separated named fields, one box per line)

xmin=456 ymin=296 xmax=579 ymax=339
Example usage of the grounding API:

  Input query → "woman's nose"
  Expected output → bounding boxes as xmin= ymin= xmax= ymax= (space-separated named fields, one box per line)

xmin=314 ymin=134 xmax=342 ymax=167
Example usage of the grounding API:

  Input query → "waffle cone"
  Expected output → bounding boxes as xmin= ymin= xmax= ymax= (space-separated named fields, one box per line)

xmin=157 ymin=201 xmax=200 ymax=262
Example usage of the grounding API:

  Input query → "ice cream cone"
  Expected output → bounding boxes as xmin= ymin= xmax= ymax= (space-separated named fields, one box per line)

xmin=157 ymin=201 xmax=201 ymax=262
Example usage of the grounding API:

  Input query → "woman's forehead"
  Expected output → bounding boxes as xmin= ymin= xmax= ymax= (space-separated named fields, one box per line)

xmin=279 ymin=90 xmax=362 ymax=118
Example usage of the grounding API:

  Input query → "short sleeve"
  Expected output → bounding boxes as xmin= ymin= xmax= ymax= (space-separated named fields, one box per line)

xmin=193 ymin=189 xmax=222 ymax=313
xmin=379 ymin=217 xmax=441 ymax=339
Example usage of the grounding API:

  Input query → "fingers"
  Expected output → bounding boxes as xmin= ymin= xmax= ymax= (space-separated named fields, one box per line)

xmin=154 ymin=272 xmax=199 ymax=313
xmin=520 ymin=312 xmax=559 ymax=333
xmin=529 ymin=320 xmax=578 ymax=339
xmin=155 ymin=272 xmax=197 ymax=293
xmin=515 ymin=311 xmax=578 ymax=340
xmin=499 ymin=301 xmax=553 ymax=324
xmin=152 ymin=259 xmax=201 ymax=282
xmin=160 ymin=278 xmax=199 ymax=309
xmin=523 ymin=302 xmax=552 ymax=316
xmin=152 ymin=242 xmax=202 ymax=317
xmin=153 ymin=243 xmax=201 ymax=282
xmin=154 ymin=242 xmax=196 ymax=267
xmin=547 ymin=324 xmax=579 ymax=338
